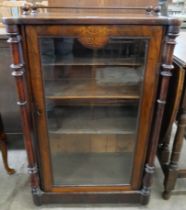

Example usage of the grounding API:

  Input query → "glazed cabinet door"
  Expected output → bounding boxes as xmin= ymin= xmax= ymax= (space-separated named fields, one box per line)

xmin=25 ymin=25 xmax=163 ymax=192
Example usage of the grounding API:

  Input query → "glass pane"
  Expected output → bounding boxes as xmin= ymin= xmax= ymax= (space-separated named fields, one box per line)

xmin=40 ymin=37 xmax=148 ymax=186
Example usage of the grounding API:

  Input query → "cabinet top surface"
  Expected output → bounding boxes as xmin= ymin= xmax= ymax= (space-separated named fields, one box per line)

xmin=2 ymin=10 xmax=181 ymax=26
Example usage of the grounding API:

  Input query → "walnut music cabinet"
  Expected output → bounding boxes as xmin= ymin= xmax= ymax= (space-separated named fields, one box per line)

xmin=2 ymin=4 xmax=180 ymax=206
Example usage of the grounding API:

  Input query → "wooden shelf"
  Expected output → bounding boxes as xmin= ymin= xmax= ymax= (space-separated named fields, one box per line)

xmin=45 ymin=80 xmax=141 ymax=100
xmin=47 ymin=105 xmax=138 ymax=134
xmin=50 ymin=133 xmax=135 ymax=153
xmin=43 ymin=55 xmax=143 ymax=67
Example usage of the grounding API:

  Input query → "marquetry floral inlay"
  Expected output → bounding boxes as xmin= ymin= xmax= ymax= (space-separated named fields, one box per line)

xmin=78 ymin=26 xmax=109 ymax=49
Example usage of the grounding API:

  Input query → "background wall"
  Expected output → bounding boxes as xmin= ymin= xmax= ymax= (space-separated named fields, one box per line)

xmin=48 ymin=0 xmax=159 ymax=7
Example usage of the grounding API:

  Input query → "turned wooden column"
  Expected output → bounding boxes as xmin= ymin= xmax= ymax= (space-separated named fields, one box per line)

xmin=140 ymin=24 xmax=180 ymax=204
xmin=6 ymin=25 xmax=41 ymax=205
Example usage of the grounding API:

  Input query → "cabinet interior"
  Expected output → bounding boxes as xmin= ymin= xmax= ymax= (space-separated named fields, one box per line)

xmin=39 ymin=37 xmax=147 ymax=186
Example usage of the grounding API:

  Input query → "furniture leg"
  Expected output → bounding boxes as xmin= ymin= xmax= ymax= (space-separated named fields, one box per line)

xmin=158 ymin=66 xmax=185 ymax=165
xmin=163 ymin=109 xmax=186 ymax=199
xmin=0 ymin=114 xmax=15 ymax=175
xmin=0 ymin=133 xmax=15 ymax=175
xmin=158 ymin=129 xmax=172 ymax=165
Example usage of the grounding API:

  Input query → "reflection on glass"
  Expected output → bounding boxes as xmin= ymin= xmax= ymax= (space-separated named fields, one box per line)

xmin=40 ymin=37 xmax=147 ymax=186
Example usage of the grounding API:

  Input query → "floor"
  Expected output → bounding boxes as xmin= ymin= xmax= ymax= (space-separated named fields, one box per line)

xmin=0 ymin=130 xmax=186 ymax=210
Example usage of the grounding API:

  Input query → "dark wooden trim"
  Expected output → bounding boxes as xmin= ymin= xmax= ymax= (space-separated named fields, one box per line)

xmin=2 ymin=15 xmax=181 ymax=26
xmin=141 ymin=24 xmax=180 ymax=201
xmin=32 ymin=189 xmax=144 ymax=206
xmin=131 ymin=26 xmax=163 ymax=189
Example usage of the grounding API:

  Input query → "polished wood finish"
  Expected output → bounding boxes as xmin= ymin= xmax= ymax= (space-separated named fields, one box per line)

xmin=3 ymin=9 xmax=180 ymax=205
xmin=158 ymin=32 xmax=186 ymax=200
xmin=2 ymin=10 xmax=180 ymax=26
xmin=0 ymin=113 xmax=15 ymax=175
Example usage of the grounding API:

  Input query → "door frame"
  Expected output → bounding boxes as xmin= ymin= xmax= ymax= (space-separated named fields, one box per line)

xmin=25 ymin=24 xmax=163 ymax=192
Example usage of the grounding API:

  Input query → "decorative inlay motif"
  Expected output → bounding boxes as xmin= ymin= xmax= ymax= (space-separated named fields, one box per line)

xmin=78 ymin=26 xmax=109 ymax=49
